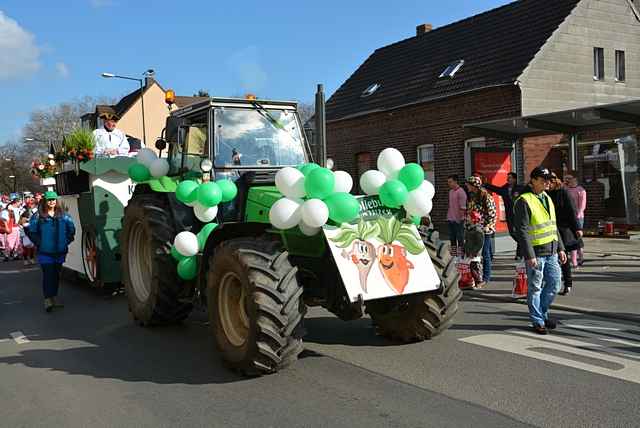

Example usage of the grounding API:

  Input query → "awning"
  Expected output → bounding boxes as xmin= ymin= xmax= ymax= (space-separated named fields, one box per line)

xmin=464 ymin=99 xmax=640 ymax=139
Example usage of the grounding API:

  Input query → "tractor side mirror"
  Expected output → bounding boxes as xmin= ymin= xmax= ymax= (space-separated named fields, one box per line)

xmin=155 ymin=138 xmax=167 ymax=151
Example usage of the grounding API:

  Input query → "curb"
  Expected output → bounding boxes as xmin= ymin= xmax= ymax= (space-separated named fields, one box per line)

xmin=464 ymin=290 xmax=640 ymax=324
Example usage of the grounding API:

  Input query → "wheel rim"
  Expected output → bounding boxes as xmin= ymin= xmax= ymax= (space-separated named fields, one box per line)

xmin=82 ymin=231 xmax=97 ymax=282
xmin=128 ymin=221 xmax=153 ymax=302
xmin=218 ymin=271 xmax=250 ymax=347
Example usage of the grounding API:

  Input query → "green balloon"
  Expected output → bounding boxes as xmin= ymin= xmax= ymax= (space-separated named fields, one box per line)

xmin=128 ymin=163 xmax=150 ymax=183
xmin=411 ymin=216 xmax=421 ymax=226
xmin=324 ymin=192 xmax=360 ymax=224
xmin=197 ymin=223 xmax=218 ymax=250
xmin=160 ymin=176 xmax=176 ymax=191
xmin=176 ymin=180 xmax=199 ymax=203
xmin=304 ymin=167 xmax=335 ymax=199
xmin=299 ymin=163 xmax=320 ymax=176
xmin=177 ymin=256 xmax=198 ymax=280
xmin=398 ymin=163 xmax=425 ymax=191
xmin=170 ymin=245 xmax=186 ymax=262
xmin=379 ymin=180 xmax=408 ymax=208
xmin=197 ymin=182 xmax=222 ymax=207
xmin=216 ymin=179 xmax=238 ymax=203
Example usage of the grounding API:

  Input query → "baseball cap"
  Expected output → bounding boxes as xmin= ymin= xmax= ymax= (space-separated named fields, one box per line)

xmin=466 ymin=176 xmax=482 ymax=188
xmin=44 ymin=191 xmax=59 ymax=200
xmin=530 ymin=166 xmax=552 ymax=180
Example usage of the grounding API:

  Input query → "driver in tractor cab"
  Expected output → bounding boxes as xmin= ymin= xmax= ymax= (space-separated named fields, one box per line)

xmin=93 ymin=112 xmax=130 ymax=157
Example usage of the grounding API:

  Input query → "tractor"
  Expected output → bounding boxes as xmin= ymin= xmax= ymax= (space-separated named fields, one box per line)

xmin=120 ymin=89 xmax=461 ymax=375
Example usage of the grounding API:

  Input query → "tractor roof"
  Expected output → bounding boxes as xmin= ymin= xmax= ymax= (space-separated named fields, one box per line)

xmin=170 ymin=97 xmax=299 ymax=118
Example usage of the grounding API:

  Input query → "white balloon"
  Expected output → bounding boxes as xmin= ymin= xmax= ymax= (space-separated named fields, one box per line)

xmin=403 ymin=189 xmax=433 ymax=217
xmin=419 ymin=180 xmax=435 ymax=200
xmin=333 ymin=170 xmax=353 ymax=193
xmin=137 ymin=148 xmax=158 ymax=167
xmin=269 ymin=197 xmax=302 ymax=230
xmin=193 ymin=202 xmax=218 ymax=223
xmin=377 ymin=148 xmax=405 ymax=179
xmin=298 ymin=220 xmax=321 ymax=236
xmin=359 ymin=170 xmax=387 ymax=195
xmin=275 ymin=167 xmax=306 ymax=199
xmin=300 ymin=199 xmax=329 ymax=228
xmin=149 ymin=158 xmax=170 ymax=178
xmin=174 ymin=231 xmax=199 ymax=257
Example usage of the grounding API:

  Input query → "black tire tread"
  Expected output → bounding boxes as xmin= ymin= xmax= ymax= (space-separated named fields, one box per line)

xmin=208 ymin=238 xmax=306 ymax=375
xmin=366 ymin=228 xmax=462 ymax=342
xmin=122 ymin=194 xmax=193 ymax=326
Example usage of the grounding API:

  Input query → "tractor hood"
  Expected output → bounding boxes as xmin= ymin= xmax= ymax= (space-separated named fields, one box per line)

xmin=247 ymin=186 xmax=282 ymax=208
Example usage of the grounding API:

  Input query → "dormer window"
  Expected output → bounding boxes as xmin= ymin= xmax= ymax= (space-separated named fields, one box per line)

xmin=439 ymin=60 xmax=465 ymax=78
xmin=361 ymin=83 xmax=381 ymax=97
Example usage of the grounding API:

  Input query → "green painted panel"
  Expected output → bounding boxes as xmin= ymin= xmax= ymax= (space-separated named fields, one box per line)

xmin=80 ymin=157 xmax=136 ymax=176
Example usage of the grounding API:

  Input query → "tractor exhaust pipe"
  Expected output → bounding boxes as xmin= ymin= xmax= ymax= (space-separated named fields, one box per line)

xmin=314 ymin=84 xmax=327 ymax=167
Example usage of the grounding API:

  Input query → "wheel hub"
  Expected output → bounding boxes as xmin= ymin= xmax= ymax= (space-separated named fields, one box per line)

xmin=129 ymin=221 xmax=153 ymax=302
xmin=218 ymin=271 xmax=250 ymax=347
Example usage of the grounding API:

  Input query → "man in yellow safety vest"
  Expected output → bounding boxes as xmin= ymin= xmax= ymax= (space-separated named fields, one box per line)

xmin=513 ymin=166 xmax=567 ymax=335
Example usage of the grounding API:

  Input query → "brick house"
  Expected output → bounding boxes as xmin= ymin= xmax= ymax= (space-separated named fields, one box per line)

xmin=325 ymin=0 xmax=640 ymax=229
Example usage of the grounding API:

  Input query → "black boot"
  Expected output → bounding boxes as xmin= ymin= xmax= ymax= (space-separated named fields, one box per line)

xmin=559 ymin=285 xmax=572 ymax=296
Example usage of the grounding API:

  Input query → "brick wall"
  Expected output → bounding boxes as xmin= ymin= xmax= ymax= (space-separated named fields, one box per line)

xmin=326 ymin=86 xmax=521 ymax=225
xmin=521 ymin=134 xmax=564 ymax=178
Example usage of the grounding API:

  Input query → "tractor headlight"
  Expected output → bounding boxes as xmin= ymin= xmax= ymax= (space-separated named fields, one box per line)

xmin=200 ymin=159 xmax=213 ymax=173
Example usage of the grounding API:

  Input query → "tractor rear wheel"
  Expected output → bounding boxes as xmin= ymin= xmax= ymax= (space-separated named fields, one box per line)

xmin=366 ymin=232 xmax=461 ymax=342
xmin=121 ymin=194 xmax=193 ymax=325
xmin=207 ymin=238 xmax=305 ymax=375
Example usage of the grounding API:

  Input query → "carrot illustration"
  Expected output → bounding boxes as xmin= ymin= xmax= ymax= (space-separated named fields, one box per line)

xmin=375 ymin=216 xmax=425 ymax=294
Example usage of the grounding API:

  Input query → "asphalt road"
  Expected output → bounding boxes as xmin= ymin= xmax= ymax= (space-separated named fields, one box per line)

xmin=1 ymin=262 xmax=639 ymax=428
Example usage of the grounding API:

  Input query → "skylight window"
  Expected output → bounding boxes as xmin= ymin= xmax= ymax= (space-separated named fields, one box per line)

xmin=361 ymin=83 xmax=381 ymax=97
xmin=439 ymin=60 xmax=465 ymax=78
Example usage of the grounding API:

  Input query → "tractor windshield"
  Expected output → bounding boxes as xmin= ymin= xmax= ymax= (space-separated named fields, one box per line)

xmin=214 ymin=107 xmax=306 ymax=168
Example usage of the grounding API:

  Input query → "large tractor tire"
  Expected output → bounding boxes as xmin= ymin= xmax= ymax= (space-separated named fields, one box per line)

xmin=121 ymin=194 xmax=193 ymax=325
xmin=366 ymin=232 xmax=462 ymax=342
xmin=207 ymin=238 xmax=306 ymax=375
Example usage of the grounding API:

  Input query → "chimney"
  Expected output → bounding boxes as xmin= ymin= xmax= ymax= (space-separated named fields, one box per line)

xmin=143 ymin=69 xmax=156 ymax=88
xmin=416 ymin=23 xmax=432 ymax=36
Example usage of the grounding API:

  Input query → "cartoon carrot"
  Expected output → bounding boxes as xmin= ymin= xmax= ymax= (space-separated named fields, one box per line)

xmin=375 ymin=216 xmax=425 ymax=294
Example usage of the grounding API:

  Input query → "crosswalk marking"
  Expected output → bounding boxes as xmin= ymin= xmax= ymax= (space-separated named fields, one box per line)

xmin=564 ymin=324 xmax=621 ymax=331
xmin=460 ymin=332 xmax=640 ymax=385
xmin=9 ymin=331 xmax=30 ymax=344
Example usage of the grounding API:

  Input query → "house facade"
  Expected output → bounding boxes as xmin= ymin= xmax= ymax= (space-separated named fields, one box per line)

xmin=82 ymin=78 xmax=206 ymax=151
xmin=325 ymin=0 xmax=640 ymax=229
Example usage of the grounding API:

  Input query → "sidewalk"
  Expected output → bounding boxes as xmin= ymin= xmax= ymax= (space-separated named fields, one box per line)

xmin=464 ymin=237 xmax=640 ymax=323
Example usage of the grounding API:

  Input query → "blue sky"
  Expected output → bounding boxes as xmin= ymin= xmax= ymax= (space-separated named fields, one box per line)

xmin=0 ymin=0 xmax=511 ymax=145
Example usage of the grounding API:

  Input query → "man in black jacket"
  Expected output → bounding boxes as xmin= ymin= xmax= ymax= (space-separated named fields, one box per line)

xmin=513 ymin=166 xmax=567 ymax=335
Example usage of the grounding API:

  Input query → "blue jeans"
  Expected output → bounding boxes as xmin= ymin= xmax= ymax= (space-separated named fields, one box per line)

xmin=41 ymin=263 xmax=62 ymax=299
xmin=447 ymin=221 xmax=465 ymax=249
xmin=482 ymin=234 xmax=494 ymax=282
xmin=526 ymin=254 xmax=562 ymax=327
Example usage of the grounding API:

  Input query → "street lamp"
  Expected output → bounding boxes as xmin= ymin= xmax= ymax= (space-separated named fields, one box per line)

xmin=101 ymin=70 xmax=152 ymax=147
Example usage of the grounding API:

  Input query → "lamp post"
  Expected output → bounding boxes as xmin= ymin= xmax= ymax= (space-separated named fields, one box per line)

xmin=101 ymin=71 xmax=151 ymax=147
xmin=8 ymin=175 xmax=16 ymax=193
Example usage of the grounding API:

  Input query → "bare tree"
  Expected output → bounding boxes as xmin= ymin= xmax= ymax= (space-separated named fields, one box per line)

xmin=0 ymin=141 xmax=39 ymax=194
xmin=22 ymin=95 xmax=115 ymax=153
xmin=297 ymin=102 xmax=314 ymax=125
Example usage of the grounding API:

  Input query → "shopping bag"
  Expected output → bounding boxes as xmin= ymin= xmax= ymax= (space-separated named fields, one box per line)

xmin=512 ymin=261 xmax=528 ymax=298
xmin=457 ymin=257 xmax=475 ymax=290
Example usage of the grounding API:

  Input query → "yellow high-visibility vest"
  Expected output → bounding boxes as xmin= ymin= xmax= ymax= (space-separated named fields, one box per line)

xmin=516 ymin=192 xmax=558 ymax=247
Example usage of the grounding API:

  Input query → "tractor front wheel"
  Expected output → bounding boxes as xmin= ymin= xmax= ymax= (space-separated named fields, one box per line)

xmin=207 ymin=238 xmax=305 ymax=375
xmin=366 ymin=234 xmax=461 ymax=342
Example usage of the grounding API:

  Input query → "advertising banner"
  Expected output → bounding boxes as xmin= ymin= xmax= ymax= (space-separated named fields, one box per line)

xmin=473 ymin=150 xmax=512 ymax=233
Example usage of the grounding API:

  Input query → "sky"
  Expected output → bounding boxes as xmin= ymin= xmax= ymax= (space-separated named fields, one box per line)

xmin=0 ymin=0 xmax=512 ymax=145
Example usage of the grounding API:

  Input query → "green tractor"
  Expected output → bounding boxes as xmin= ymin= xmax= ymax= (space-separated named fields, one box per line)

xmin=120 ymin=91 xmax=461 ymax=375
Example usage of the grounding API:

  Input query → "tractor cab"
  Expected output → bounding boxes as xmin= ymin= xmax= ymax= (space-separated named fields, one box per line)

xmin=164 ymin=96 xmax=310 ymax=181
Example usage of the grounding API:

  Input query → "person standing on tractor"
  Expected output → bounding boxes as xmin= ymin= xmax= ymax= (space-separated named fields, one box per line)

xmin=27 ymin=191 xmax=76 ymax=312
xmin=92 ymin=112 xmax=130 ymax=157
xmin=513 ymin=166 xmax=567 ymax=335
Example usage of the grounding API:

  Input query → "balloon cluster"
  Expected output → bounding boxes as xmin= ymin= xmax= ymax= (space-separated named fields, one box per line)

xmin=169 ymin=179 xmax=238 ymax=280
xmin=269 ymin=163 xmax=360 ymax=236
xmin=170 ymin=223 xmax=218 ymax=280
xmin=359 ymin=148 xmax=435 ymax=218
xmin=128 ymin=148 xmax=171 ymax=182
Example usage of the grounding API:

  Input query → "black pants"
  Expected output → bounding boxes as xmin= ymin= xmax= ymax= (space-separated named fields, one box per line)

xmin=41 ymin=263 xmax=62 ymax=298
xmin=561 ymin=259 xmax=572 ymax=288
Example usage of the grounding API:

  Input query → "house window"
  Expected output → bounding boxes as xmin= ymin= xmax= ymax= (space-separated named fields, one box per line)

xmin=615 ymin=50 xmax=626 ymax=82
xmin=417 ymin=144 xmax=435 ymax=184
xmin=361 ymin=83 xmax=380 ymax=97
xmin=593 ymin=47 xmax=605 ymax=80
xmin=439 ymin=60 xmax=464 ymax=78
